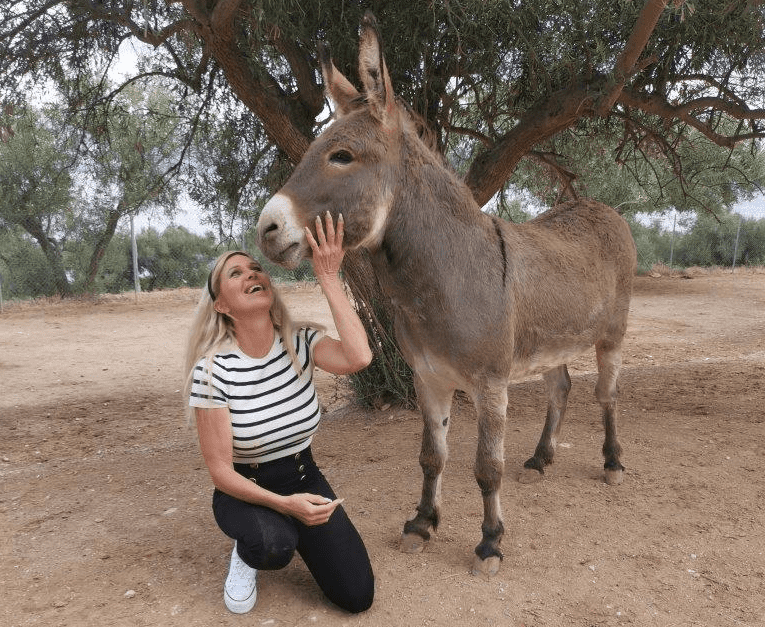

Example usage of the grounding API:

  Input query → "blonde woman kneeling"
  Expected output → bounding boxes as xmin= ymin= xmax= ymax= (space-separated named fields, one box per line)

xmin=184 ymin=213 xmax=374 ymax=614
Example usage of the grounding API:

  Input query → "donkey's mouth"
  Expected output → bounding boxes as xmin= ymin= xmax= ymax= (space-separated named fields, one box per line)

xmin=272 ymin=242 xmax=303 ymax=269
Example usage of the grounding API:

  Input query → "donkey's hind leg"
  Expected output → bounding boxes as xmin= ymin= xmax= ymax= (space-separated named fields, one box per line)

xmin=401 ymin=373 xmax=454 ymax=554
xmin=596 ymin=341 xmax=625 ymax=485
xmin=520 ymin=365 xmax=572 ymax=484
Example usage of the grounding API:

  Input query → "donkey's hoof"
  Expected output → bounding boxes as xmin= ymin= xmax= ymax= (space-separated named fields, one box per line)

xmin=518 ymin=467 xmax=544 ymax=484
xmin=604 ymin=468 xmax=624 ymax=485
xmin=400 ymin=532 xmax=426 ymax=554
xmin=471 ymin=554 xmax=501 ymax=578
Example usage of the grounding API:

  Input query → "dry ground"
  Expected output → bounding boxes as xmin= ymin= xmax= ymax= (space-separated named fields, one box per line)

xmin=1 ymin=270 xmax=764 ymax=627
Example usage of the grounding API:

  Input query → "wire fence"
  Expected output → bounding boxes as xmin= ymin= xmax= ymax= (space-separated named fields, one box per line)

xmin=1 ymin=209 xmax=765 ymax=311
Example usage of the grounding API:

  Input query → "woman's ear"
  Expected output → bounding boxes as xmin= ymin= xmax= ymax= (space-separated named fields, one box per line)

xmin=213 ymin=300 xmax=230 ymax=316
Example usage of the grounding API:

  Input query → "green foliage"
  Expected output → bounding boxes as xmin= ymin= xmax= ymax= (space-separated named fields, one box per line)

xmin=509 ymin=121 xmax=765 ymax=217
xmin=133 ymin=226 xmax=218 ymax=291
xmin=673 ymin=211 xmax=765 ymax=268
xmin=620 ymin=208 xmax=765 ymax=272
xmin=623 ymin=215 xmax=674 ymax=273
xmin=0 ymin=83 xmax=184 ymax=296
xmin=0 ymin=227 xmax=59 ymax=299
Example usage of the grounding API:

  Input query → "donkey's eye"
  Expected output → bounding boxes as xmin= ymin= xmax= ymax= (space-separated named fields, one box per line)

xmin=329 ymin=150 xmax=354 ymax=165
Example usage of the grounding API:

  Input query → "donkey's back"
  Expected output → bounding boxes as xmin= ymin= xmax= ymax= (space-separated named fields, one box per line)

xmin=499 ymin=199 xmax=636 ymax=380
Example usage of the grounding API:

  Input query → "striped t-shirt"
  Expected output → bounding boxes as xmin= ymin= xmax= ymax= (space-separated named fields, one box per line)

xmin=189 ymin=328 xmax=324 ymax=464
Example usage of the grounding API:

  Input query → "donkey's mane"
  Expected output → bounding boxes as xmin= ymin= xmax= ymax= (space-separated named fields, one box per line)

xmin=399 ymin=100 xmax=440 ymax=157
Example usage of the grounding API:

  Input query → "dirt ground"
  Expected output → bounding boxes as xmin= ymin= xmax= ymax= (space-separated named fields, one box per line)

xmin=1 ymin=269 xmax=764 ymax=627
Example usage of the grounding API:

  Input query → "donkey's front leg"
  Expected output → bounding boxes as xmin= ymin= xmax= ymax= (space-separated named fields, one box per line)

xmin=472 ymin=384 xmax=508 ymax=577
xmin=401 ymin=374 xmax=454 ymax=554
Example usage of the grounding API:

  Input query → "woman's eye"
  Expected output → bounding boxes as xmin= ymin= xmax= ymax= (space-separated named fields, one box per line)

xmin=329 ymin=150 xmax=353 ymax=165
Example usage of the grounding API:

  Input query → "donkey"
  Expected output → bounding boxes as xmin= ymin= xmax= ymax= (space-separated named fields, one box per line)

xmin=256 ymin=14 xmax=636 ymax=577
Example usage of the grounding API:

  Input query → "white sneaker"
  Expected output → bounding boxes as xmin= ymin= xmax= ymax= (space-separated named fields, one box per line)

xmin=224 ymin=543 xmax=257 ymax=613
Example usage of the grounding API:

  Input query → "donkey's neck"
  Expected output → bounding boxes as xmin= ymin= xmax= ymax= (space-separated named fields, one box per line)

xmin=371 ymin=145 xmax=507 ymax=308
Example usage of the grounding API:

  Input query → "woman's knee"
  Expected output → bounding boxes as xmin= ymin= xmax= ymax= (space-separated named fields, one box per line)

xmin=239 ymin=535 xmax=295 ymax=570
xmin=343 ymin=582 xmax=375 ymax=614
xmin=331 ymin=572 xmax=375 ymax=614
xmin=213 ymin=492 xmax=299 ymax=570
xmin=238 ymin=516 xmax=298 ymax=570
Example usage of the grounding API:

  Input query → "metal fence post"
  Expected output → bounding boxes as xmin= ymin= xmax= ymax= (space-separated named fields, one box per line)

xmin=131 ymin=215 xmax=141 ymax=300
xmin=732 ymin=215 xmax=742 ymax=273
xmin=668 ymin=210 xmax=676 ymax=270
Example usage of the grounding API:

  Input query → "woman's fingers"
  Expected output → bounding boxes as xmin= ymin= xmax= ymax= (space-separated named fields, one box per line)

xmin=322 ymin=211 xmax=335 ymax=243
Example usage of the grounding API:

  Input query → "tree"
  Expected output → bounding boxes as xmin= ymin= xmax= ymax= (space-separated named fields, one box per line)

xmin=4 ymin=0 xmax=764 ymax=404
xmin=0 ymin=225 xmax=60 ymax=299
xmin=0 ymin=83 xmax=183 ymax=296
xmin=0 ymin=106 xmax=76 ymax=295
xmin=673 ymin=208 xmax=765 ymax=267
xmin=511 ymin=121 xmax=765 ymax=214
xmin=74 ymin=81 xmax=185 ymax=291
xmin=134 ymin=226 xmax=218 ymax=291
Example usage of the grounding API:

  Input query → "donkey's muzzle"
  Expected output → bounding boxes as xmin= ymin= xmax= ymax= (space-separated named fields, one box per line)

xmin=256 ymin=194 xmax=307 ymax=269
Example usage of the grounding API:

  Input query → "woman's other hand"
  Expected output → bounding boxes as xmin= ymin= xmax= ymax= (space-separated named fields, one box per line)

xmin=282 ymin=493 xmax=345 ymax=526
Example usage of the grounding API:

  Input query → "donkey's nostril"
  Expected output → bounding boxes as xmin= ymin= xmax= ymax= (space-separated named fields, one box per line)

xmin=262 ymin=222 xmax=279 ymax=239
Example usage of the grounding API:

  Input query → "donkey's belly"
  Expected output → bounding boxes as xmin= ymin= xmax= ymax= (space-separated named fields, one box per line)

xmin=506 ymin=343 xmax=593 ymax=382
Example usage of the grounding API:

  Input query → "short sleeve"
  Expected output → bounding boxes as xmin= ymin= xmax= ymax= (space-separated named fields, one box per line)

xmin=189 ymin=357 xmax=228 ymax=409
xmin=302 ymin=327 xmax=325 ymax=365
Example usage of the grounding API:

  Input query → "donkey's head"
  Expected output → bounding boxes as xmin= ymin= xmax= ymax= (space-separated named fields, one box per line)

xmin=257 ymin=13 xmax=404 ymax=269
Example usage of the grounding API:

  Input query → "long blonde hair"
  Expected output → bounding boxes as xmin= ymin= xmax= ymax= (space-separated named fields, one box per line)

xmin=182 ymin=251 xmax=322 ymax=418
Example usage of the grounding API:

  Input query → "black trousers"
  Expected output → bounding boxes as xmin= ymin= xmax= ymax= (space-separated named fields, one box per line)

xmin=212 ymin=447 xmax=374 ymax=613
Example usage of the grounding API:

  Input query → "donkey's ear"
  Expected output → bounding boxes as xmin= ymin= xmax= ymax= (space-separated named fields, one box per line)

xmin=319 ymin=42 xmax=359 ymax=118
xmin=358 ymin=13 xmax=397 ymax=127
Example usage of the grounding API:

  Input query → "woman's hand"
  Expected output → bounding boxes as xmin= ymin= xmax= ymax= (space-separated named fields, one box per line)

xmin=305 ymin=211 xmax=344 ymax=284
xmin=281 ymin=493 xmax=344 ymax=526
xmin=305 ymin=209 xmax=373 ymax=375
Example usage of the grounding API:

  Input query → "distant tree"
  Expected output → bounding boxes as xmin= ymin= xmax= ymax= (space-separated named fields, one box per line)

xmin=0 ymin=84 xmax=183 ymax=296
xmin=136 ymin=226 xmax=218 ymax=291
xmin=75 ymin=81 xmax=185 ymax=291
xmin=674 ymin=209 xmax=765 ymax=267
xmin=0 ymin=226 xmax=59 ymax=299
xmin=0 ymin=107 xmax=76 ymax=295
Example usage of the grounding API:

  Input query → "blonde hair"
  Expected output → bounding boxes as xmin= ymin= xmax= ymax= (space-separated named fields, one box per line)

xmin=183 ymin=251 xmax=322 ymax=419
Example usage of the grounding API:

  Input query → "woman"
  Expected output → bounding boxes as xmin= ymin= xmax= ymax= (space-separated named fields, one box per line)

xmin=184 ymin=212 xmax=374 ymax=614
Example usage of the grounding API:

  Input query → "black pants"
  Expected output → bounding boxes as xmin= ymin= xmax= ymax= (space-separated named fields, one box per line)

xmin=212 ymin=447 xmax=374 ymax=613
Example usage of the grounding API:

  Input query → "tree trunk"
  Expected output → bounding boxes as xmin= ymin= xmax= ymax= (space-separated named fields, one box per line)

xmin=83 ymin=208 xmax=122 ymax=293
xmin=342 ymin=250 xmax=416 ymax=409
xmin=19 ymin=216 xmax=71 ymax=297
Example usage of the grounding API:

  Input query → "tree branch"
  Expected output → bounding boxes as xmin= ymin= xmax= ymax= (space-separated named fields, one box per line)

xmin=596 ymin=0 xmax=672 ymax=116
xmin=465 ymin=82 xmax=599 ymax=207
xmin=210 ymin=0 xmax=244 ymax=32
xmin=618 ymin=88 xmax=765 ymax=148
xmin=527 ymin=150 xmax=579 ymax=202
xmin=266 ymin=26 xmax=324 ymax=120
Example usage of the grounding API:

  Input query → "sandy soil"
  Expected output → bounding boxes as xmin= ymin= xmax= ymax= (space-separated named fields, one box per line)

xmin=1 ymin=271 xmax=764 ymax=627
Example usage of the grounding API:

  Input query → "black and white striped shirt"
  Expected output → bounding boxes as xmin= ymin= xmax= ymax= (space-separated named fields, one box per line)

xmin=189 ymin=328 xmax=323 ymax=464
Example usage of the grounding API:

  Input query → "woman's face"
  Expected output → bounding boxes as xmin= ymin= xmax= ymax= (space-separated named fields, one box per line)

xmin=213 ymin=254 xmax=274 ymax=319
